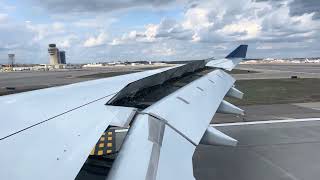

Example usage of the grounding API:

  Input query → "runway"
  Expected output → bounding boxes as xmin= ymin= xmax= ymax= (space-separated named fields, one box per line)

xmin=0 ymin=66 xmax=167 ymax=95
xmin=194 ymin=98 xmax=320 ymax=180
xmin=194 ymin=117 xmax=320 ymax=180
xmin=240 ymin=63 xmax=320 ymax=74
xmin=235 ymin=63 xmax=320 ymax=80
xmin=213 ymin=103 xmax=320 ymax=124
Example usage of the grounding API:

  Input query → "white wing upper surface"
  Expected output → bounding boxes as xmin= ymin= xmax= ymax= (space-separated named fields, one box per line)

xmin=0 ymin=67 xmax=173 ymax=140
xmin=1 ymin=98 xmax=111 ymax=180
xmin=0 ymin=67 xmax=176 ymax=180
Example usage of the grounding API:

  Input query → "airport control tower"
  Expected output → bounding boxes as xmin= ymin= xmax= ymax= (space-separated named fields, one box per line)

xmin=48 ymin=44 xmax=60 ymax=65
xmin=8 ymin=54 xmax=15 ymax=67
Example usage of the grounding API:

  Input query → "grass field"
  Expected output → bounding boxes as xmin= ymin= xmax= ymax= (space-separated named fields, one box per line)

xmin=77 ymin=67 xmax=256 ymax=79
xmin=77 ymin=66 xmax=171 ymax=78
xmin=229 ymin=69 xmax=258 ymax=74
xmin=228 ymin=78 xmax=320 ymax=105
xmin=78 ymin=71 xmax=139 ymax=78
xmin=0 ymin=85 xmax=49 ymax=96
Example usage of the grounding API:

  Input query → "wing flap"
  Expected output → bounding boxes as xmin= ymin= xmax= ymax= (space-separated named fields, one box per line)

xmin=107 ymin=114 xmax=196 ymax=180
xmin=156 ymin=124 xmax=196 ymax=180
xmin=144 ymin=69 xmax=235 ymax=144
xmin=107 ymin=106 xmax=137 ymax=128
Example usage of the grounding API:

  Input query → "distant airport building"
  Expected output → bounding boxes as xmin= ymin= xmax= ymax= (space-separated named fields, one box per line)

xmin=48 ymin=44 xmax=60 ymax=65
xmin=8 ymin=54 xmax=15 ymax=67
xmin=59 ymin=51 xmax=66 ymax=64
xmin=48 ymin=44 xmax=67 ymax=66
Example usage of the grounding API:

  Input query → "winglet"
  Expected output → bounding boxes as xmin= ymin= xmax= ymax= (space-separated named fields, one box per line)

xmin=225 ymin=45 xmax=248 ymax=59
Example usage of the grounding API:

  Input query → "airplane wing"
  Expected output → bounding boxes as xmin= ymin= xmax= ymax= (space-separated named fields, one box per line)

xmin=0 ymin=45 xmax=249 ymax=180
xmin=107 ymin=45 xmax=248 ymax=180
xmin=0 ymin=67 xmax=171 ymax=180
xmin=107 ymin=69 xmax=240 ymax=180
xmin=0 ymin=62 xmax=207 ymax=180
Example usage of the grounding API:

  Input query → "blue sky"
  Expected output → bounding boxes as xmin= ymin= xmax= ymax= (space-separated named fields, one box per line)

xmin=0 ymin=0 xmax=320 ymax=64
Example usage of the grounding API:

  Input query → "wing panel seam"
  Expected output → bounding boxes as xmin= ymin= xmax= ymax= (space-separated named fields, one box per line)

xmin=0 ymin=93 xmax=117 ymax=141
xmin=138 ymin=111 xmax=197 ymax=146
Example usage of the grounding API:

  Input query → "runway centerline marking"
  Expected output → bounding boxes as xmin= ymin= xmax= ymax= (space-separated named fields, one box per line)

xmin=211 ymin=118 xmax=320 ymax=127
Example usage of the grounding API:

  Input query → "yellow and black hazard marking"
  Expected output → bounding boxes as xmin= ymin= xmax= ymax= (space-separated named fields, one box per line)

xmin=90 ymin=129 xmax=115 ymax=156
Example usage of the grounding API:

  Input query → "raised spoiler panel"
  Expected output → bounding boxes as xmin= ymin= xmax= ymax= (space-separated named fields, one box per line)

xmin=108 ymin=60 xmax=206 ymax=104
